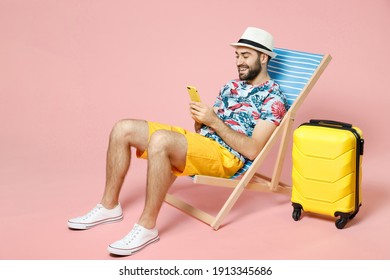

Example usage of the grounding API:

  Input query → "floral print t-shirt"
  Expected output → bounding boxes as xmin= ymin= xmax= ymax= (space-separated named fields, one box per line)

xmin=199 ymin=79 xmax=289 ymax=163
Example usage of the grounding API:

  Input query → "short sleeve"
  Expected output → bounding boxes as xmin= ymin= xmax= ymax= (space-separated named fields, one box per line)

xmin=260 ymin=92 xmax=288 ymax=126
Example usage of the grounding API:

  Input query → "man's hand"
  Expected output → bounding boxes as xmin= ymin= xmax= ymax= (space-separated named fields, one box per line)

xmin=194 ymin=121 xmax=202 ymax=133
xmin=189 ymin=102 xmax=219 ymax=128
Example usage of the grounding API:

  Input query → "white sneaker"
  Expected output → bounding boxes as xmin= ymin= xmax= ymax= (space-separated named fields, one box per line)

xmin=68 ymin=204 xmax=123 ymax=229
xmin=108 ymin=224 xmax=159 ymax=256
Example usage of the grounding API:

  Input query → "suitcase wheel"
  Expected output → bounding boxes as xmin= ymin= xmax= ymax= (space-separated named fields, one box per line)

xmin=292 ymin=203 xmax=302 ymax=221
xmin=335 ymin=216 xmax=348 ymax=229
xmin=335 ymin=212 xmax=353 ymax=229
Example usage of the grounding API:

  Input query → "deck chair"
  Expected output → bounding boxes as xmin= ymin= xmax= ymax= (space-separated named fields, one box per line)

xmin=165 ymin=48 xmax=332 ymax=230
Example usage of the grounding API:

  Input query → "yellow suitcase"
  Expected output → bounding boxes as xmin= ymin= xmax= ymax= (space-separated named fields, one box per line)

xmin=291 ymin=120 xmax=364 ymax=229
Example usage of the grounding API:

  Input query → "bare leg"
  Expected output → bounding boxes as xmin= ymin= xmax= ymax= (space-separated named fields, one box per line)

xmin=100 ymin=119 xmax=149 ymax=209
xmin=137 ymin=130 xmax=188 ymax=229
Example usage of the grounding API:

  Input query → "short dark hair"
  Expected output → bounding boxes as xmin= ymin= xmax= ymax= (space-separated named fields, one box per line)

xmin=256 ymin=51 xmax=271 ymax=65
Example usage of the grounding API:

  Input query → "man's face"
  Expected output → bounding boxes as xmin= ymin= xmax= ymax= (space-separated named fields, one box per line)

xmin=235 ymin=47 xmax=262 ymax=81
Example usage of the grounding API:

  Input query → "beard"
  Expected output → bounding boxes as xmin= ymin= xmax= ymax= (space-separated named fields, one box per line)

xmin=238 ymin=58 xmax=262 ymax=81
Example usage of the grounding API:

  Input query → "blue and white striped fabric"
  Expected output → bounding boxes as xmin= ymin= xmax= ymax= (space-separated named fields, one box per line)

xmin=269 ymin=48 xmax=324 ymax=107
xmin=230 ymin=48 xmax=324 ymax=179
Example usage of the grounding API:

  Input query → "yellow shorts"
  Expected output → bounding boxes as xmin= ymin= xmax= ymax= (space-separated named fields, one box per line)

xmin=136 ymin=122 xmax=244 ymax=178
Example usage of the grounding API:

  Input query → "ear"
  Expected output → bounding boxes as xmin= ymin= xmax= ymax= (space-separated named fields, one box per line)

xmin=260 ymin=53 xmax=269 ymax=65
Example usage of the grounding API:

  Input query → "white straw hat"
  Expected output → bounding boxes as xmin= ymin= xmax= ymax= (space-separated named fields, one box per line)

xmin=230 ymin=27 xmax=277 ymax=59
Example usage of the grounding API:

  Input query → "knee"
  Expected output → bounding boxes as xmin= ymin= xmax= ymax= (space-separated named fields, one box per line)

xmin=148 ymin=130 xmax=171 ymax=155
xmin=109 ymin=119 xmax=137 ymax=142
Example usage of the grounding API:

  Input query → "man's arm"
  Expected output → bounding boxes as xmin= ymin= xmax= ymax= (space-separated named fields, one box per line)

xmin=190 ymin=102 xmax=276 ymax=160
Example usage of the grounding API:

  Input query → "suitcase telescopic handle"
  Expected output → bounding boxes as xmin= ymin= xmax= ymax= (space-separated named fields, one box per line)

xmin=309 ymin=119 xmax=353 ymax=128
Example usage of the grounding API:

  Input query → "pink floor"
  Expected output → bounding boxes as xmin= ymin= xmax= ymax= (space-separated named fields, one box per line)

xmin=1 ymin=148 xmax=389 ymax=260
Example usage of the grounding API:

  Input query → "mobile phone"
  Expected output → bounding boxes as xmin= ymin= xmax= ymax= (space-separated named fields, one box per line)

xmin=186 ymin=86 xmax=201 ymax=102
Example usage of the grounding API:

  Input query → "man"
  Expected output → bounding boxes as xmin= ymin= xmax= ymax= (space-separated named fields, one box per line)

xmin=68 ymin=27 xmax=288 ymax=256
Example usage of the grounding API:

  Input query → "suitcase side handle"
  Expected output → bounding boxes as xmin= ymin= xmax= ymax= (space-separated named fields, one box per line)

xmin=309 ymin=119 xmax=353 ymax=128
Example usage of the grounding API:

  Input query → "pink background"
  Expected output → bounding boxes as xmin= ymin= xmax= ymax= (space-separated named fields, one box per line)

xmin=1 ymin=0 xmax=389 ymax=259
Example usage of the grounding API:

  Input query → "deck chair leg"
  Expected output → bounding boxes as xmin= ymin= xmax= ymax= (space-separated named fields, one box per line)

xmin=270 ymin=113 xmax=295 ymax=191
xmin=210 ymin=125 xmax=284 ymax=230
xmin=211 ymin=181 xmax=246 ymax=230
xmin=211 ymin=166 xmax=261 ymax=230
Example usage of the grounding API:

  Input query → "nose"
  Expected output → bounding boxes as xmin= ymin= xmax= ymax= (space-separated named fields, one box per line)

xmin=236 ymin=56 xmax=244 ymax=66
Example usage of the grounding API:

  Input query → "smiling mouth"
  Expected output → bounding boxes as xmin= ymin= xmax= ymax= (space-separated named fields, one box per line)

xmin=238 ymin=67 xmax=248 ymax=73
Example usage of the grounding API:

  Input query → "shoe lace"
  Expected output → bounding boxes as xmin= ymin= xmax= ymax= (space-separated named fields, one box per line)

xmin=124 ymin=225 xmax=142 ymax=245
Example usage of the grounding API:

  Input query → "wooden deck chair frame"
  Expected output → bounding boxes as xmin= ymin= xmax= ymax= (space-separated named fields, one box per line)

xmin=165 ymin=48 xmax=332 ymax=230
